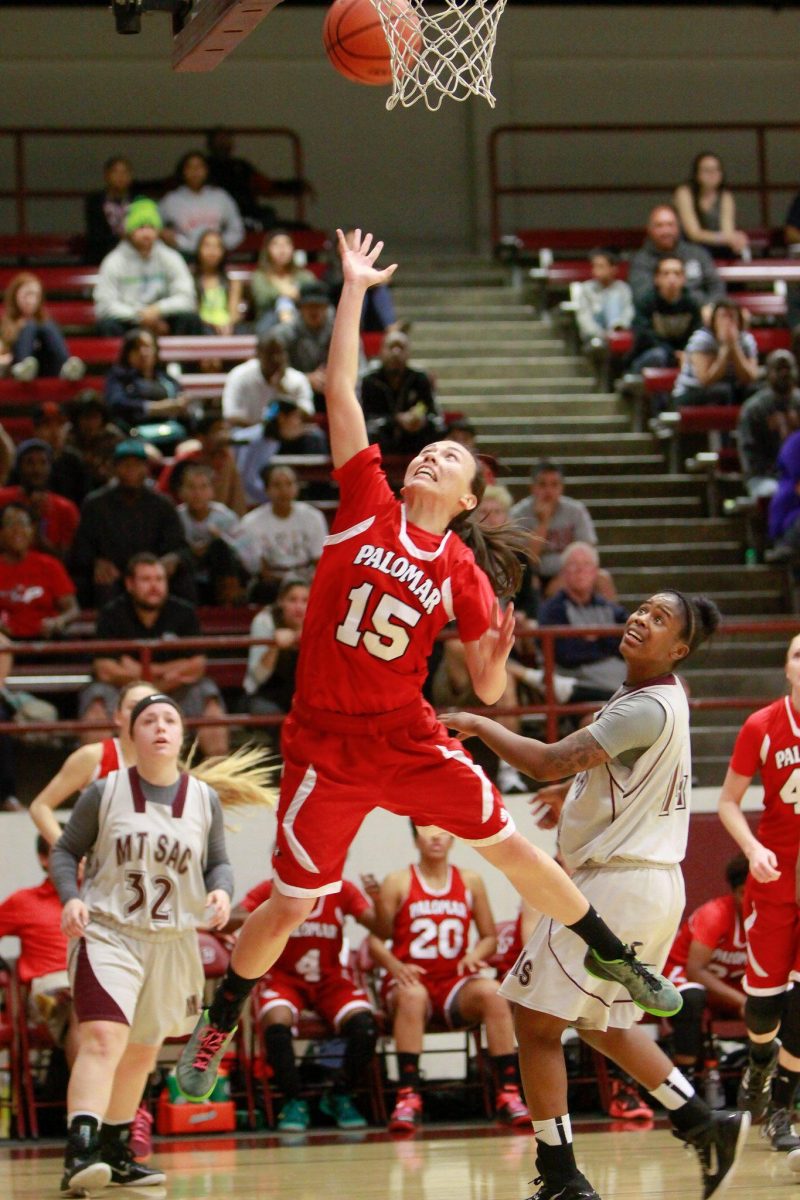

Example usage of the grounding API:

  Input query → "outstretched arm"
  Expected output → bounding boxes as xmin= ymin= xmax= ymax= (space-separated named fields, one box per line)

xmin=446 ymin=711 xmax=610 ymax=782
xmin=326 ymin=228 xmax=397 ymax=469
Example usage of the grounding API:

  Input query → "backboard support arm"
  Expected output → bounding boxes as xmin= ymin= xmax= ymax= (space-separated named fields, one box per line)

xmin=172 ymin=0 xmax=286 ymax=72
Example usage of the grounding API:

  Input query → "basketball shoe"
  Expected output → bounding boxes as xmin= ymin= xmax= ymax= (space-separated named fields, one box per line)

xmin=762 ymin=1105 xmax=800 ymax=1152
xmin=60 ymin=1119 xmax=111 ymax=1197
xmin=388 ymin=1087 xmax=422 ymax=1133
xmin=175 ymin=1009 xmax=237 ymax=1101
xmin=674 ymin=1109 xmax=751 ymax=1200
xmin=277 ymin=1098 xmax=310 ymax=1133
xmin=129 ymin=1104 xmax=154 ymax=1161
xmin=495 ymin=1084 xmax=530 ymax=1127
xmin=583 ymin=945 xmax=682 ymax=1017
xmin=607 ymin=1078 xmax=654 ymax=1121
xmin=737 ymin=1043 xmax=778 ymax=1120
xmin=320 ymin=1091 xmax=367 ymax=1130
xmin=526 ymin=1174 xmax=601 ymax=1199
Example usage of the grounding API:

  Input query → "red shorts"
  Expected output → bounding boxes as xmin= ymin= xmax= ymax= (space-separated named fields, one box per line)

xmin=381 ymin=971 xmax=473 ymax=1027
xmin=254 ymin=967 xmax=372 ymax=1032
xmin=272 ymin=699 xmax=515 ymax=897
xmin=743 ymin=871 xmax=800 ymax=995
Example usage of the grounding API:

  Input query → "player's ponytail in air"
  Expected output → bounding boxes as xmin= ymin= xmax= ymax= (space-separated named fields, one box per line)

xmin=666 ymin=591 xmax=721 ymax=656
xmin=448 ymin=458 xmax=533 ymax=599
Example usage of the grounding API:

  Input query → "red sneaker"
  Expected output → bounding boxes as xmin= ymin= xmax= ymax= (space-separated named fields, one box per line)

xmin=495 ymin=1085 xmax=530 ymax=1128
xmin=388 ymin=1087 xmax=423 ymax=1134
xmin=129 ymin=1104 xmax=153 ymax=1162
xmin=607 ymin=1079 xmax=654 ymax=1121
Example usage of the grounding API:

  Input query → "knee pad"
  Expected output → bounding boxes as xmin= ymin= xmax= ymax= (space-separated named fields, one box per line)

xmin=745 ymin=992 xmax=785 ymax=1036
xmin=778 ymin=988 xmax=800 ymax=1057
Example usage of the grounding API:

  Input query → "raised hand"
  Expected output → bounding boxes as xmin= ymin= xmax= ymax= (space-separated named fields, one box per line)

xmin=477 ymin=601 xmax=516 ymax=674
xmin=337 ymin=227 xmax=397 ymax=290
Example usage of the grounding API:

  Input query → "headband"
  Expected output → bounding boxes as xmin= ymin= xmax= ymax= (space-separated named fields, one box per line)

xmin=128 ymin=692 xmax=183 ymax=735
xmin=668 ymin=590 xmax=695 ymax=649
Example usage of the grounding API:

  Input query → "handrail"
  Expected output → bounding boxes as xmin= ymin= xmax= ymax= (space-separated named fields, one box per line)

xmin=0 ymin=126 xmax=307 ymax=236
xmin=488 ymin=121 xmax=800 ymax=247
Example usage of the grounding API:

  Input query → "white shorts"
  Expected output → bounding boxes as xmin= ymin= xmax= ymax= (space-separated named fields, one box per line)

xmin=68 ymin=919 xmax=204 ymax=1046
xmin=499 ymin=863 xmax=685 ymax=1032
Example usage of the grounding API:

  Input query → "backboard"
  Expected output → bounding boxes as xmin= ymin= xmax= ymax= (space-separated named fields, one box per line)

xmin=172 ymin=0 xmax=285 ymax=71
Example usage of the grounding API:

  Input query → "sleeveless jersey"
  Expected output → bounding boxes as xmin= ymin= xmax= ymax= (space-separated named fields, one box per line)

xmin=294 ymin=445 xmax=495 ymax=716
xmin=666 ymin=893 xmax=746 ymax=987
xmin=729 ymin=697 xmax=800 ymax=860
xmin=391 ymin=864 xmax=473 ymax=983
xmin=559 ymin=675 xmax=691 ymax=870
xmin=90 ymin=737 xmax=123 ymax=784
xmin=82 ymin=767 xmax=213 ymax=936
xmin=241 ymin=878 xmax=370 ymax=983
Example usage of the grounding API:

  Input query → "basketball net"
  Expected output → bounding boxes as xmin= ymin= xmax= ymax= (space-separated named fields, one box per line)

xmin=370 ymin=0 xmax=507 ymax=111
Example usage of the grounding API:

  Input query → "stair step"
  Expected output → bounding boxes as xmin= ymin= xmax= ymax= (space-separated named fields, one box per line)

xmin=603 ymin=543 xmax=742 ymax=567
xmin=594 ymin=519 xmax=737 ymax=545
xmin=617 ymin=589 xmax=786 ymax=615
xmin=416 ymin=341 xmax=567 ymax=359
xmin=612 ymin=564 xmax=783 ymax=593
xmin=451 ymin=395 xmax=625 ymax=415
xmin=396 ymin=286 xmax=521 ymax=306
xmin=686 ymin=667 xmax=787 ymax=696
xmin=412 ymin=320 xmax=549 ymax=339
xmin=438 ymin=378 xmax=599 ymax=395
xmin=399 ymin=306 xmax=538 ymax=322
xmin=423 ymin=358 xmax=591 ymax=379
xmin=506 ymin=456 xmax=670 ymax=476
xmin=477 ymin=433 xmax=653 ymax=456
xmin=588 ymin=496 xmax=706 ymax=518
xmin=470 ymin=416 xmax=631 ymax=435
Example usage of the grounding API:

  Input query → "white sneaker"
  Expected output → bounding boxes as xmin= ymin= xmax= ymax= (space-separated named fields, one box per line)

xmin=11 ymin=356 xmax=38 ymax=381
xmin=60 ymin=356 xmax=86 ymax=381
xmin=522 ymin=667 xmax=575 ymax=705
xmin=496 ymin=762 xmax=529 ymax=795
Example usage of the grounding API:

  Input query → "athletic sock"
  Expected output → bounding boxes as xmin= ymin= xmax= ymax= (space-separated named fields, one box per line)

xmin=265 ymin=1024 xmax=302 ymax=1098
xmin=649 ymin=1067 xmax=709 ymax=1133
xmin=397 ymin=1052 xmax=421 ymax=1091
xmin=492 ymin=1053 xmax=519 ymax=1088
xmin=207 ymin=966 xmax=261 ymax=1033
xmin=773 ymin=1064 xmax=800 ymax=1109
xmin=751 ymin=1038 xmax=778 ymax=1065
xmin=67 ymin=1112 xmax=102 ymax=1133
xmin=99 ymin=1119 xmax=132 ymax=1148
xmin=533 ymin=1115 xmax=580 ymax=1187
xmin=566 ymin=905 xmax=627 ymax=962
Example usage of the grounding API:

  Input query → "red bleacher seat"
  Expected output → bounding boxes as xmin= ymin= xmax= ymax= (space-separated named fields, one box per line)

xmin=0 ymin=233 xmax=87 ymax=264
xmin=672 ymin=405 xmax=739 ymax=434
xmin=752 ymin=327 xmax=791 ymax=354
xmin=607 ymin=330 xmax=633 ymax=357
xmin=642 ymin=367 xmax=679 ymax=394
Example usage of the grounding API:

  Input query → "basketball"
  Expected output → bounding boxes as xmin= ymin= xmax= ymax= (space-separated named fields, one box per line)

xmin=323 ymin=0 xmax=422 ymax=87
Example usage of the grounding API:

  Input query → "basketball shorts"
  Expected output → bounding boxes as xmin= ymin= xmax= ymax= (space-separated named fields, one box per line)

xmin=743 ymin=871 xmax=800 ymax=995
xmin=68 ymin=918 xmax=204 ymax=1046
xmin=500 ymin=863 xmax=685 ymax=1032
xmin=254 ymin=967 xmax=372 ymax=1032
xmin=271 ymin=699 xmax=515 ymax=898
xmin=381 ymin=970 xmax=474 ymax=1028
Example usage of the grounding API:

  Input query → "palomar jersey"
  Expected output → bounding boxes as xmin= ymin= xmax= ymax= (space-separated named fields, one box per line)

xmin=294 ymin=445 xmax=495 ymax=716
xmin=90 ymin=737 xmax=123 ymax=783
xmin=391 ymin=864 xmax=473 ymax=983
xmin=665 ymin=893 xmax=746 ymax=987
xmin=730 ymin=697 xmax=800 ymax=860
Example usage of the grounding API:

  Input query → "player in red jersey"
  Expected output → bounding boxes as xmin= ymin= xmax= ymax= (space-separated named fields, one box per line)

xmin=29 ymin=681 xmax=158 ymax=848
xmin=718 ymin=632 xmax=800 ymax=1153
xmin=370 ymin=823 xmax=530 ymax=1132
xmin=663 ymin=855 xmax=748 ymax=1084
xmin=177 ymin=229 xmax=680 ymax=1102
xmin=231 ymin=874 xmax=381 ymax=1132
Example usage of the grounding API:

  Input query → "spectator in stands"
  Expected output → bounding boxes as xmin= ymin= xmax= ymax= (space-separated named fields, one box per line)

xmin=69 ymin=439 xmax=194 ymax=608
xmin=738 ymin=350 xmax=800 ymax=499
xmin=177 ymin=463 xmax=251 ymax=605
xmin=509 ymin=460 xmax=598 ymax=595
xmin=194 ymin=230 xmax=244 ymax=335
xmin=205 ymin=127 xmax=313 ymax=231
xmin=249 ymin=229 xmax=317 ymax=332
xmin=238 ymin=398 xmax=329 ymax=506
xmin=663 ymin=854 xmax=748 ymax=1084
xmin=628 ymin=256 xmax=703 ymax=373
xmin=0 ymin=503 xmax=78 ymax=639
xmin=243 ymin=576 xmax=308 ymax=725
xmin=538 ymin=542 xmax=627 ymax=707
xmin=93 ymin=198 xmax=203 ymax=337
xmin=103 ymin=328 xmax=188 ymax=431
xmin=79 ymin=552 xmax=228 ymax=757
xmin=222 ymin=330 xmax=313 ymax=428
xmin=783 ymin=192 xmax=800 ymax=332
xmin=673 ymin=152 xmax=750 ymax=259
xmin=63 ymin=391 xmax=124 ymax=498
xmin=84 ymin=156 xmax=140 ymax=264
xmin=573 ymin=249 xmax=633 ymax=350
xmin=158 ymin=415 xmax=247 ymax=516
xmin=0 ymin=440 xmax=80 ymax=560
xmin=629 ymin=204 xmax=725 ymax=319
xmin=672 ymin=300 xmax=758 ymax=408
xmin=327 ymin=227 xmax=399 ymax=334
xmin=29 ymin=402 xmax=90 ymax=508
xmin=159 ymin=151 xmax=244 ymax=258
xmin=275 ymin=280 xmax=337 ymax=410
xmin=239 ymin=463 xmax=327 ymax=603
xmin=0 ymin=273 xmax=85 ymax=383
xmin=0 ymin=836 xmax=76 ymax=1061
xmin=361 ymin=330 xmax=443 ymax=456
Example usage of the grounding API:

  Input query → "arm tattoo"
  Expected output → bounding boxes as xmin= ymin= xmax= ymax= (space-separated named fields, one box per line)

xmin=541 ymin=727 xmax=610 ymax=777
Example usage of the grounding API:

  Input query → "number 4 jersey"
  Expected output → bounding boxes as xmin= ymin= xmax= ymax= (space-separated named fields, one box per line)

xmin=730 ymin=696 xmax=800 ymax=869
xmin=295 ymin=445 xmax=495 ymax=716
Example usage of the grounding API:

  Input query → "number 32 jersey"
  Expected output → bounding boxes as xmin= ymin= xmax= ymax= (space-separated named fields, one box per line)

xmin=730 ymin=696 xmax=800 ymax=862
xmin=391 ymin=864 xmax=473 ymax=983
xmin=295 ymin=445 xmax=495 ymax=716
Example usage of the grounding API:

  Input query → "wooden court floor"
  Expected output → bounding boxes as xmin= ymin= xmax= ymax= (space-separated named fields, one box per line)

xmin=2 ymin=1122 xmax=800 ymax=1199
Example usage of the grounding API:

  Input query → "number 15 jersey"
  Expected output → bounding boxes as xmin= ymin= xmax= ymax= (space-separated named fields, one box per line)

xmin=295 ymin=445 xmax=495 ymax=716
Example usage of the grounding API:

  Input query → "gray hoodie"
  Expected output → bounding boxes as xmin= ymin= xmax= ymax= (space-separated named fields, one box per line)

xmin=628 ymin=237 xmax=726 ymax=308
xmin=93 ymin=238 xmax=198 ymax=322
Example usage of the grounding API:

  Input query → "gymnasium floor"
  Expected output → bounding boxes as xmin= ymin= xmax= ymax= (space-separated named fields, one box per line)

xmin=2 ymin=1121 xmax=799 ymax=1200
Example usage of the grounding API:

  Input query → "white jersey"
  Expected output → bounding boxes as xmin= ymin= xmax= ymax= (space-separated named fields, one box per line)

xmin=559 ymin=675 xmax=691 ymax=870
xmin=81 ymin=768 xmax=213 ymax=938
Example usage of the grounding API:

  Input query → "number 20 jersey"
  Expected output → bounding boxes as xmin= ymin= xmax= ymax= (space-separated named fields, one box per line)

xmin=730 ymin=696 xmax=800 ymax=864
xmin=391 ymin=864 xmax=473 ymax=983
xmin=294 ymin=445 xmax=495 ymax=716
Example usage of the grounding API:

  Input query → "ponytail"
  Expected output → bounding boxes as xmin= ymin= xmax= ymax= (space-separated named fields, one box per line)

xmin=666 ymin=591 xmax=721 ymax=656
xmin=182 ymin=743 xmax=276 ymax=810
xmin=448 ymin=457 xmax=534 ymax=599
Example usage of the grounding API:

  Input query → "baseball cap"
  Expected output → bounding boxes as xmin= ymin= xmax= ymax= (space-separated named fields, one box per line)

xmin=113 ymin=439 xmax=148 ymax=461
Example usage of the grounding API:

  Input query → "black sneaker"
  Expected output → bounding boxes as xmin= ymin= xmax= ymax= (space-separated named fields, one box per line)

xmin=674 ymin=1109 xmax=750 ymax=1200
xmin=737 ymin=1044 xmax=778 ymax=1120
xmin=526 ymin=1177 xmax=601 ymax=1199
xmin=762 ymin=1105 xmax=800 ymax=1152
xmin=60 ymin=1124 xmax=111 ymax=1196
xmin=583 ymin=944 xmax=682 ymax=1017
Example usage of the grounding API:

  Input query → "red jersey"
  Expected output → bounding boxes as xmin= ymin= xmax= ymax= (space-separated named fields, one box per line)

xmin=294 ymin=445 xmax=495 ymax=715
xmin=665 ymin=893 xmax=746 ymax=987
xmin=241 ymin=878 xmax=371 ymax=982
xmin=0 ymin=550 xmax=75 ymax=638
xmin=90 ymin=737 xmax=123 ymax=783
xmin=391 ymin=864 xmax=473 ymax=984
xmin=0 ymin=878 xmax=68 ymax=982
xmin=0 ymin=487 xmax=79 ymax=556
xmin=730 ymin=697 xmax=800 ymax=860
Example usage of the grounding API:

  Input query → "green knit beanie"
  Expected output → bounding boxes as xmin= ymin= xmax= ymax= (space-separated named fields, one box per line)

xmin=124 ymin=197 xmax=163 ymax=234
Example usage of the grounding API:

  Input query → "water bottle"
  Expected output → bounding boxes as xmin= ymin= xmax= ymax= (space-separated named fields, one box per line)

xmin=704 ymin=1061 xmax=725 ymax=1110
xmin=744 ymin=547 xmax=758 ymax=568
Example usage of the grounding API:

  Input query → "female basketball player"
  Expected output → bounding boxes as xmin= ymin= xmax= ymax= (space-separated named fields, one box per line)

xmin=50 ymin=694 xmax=273 ymax=1197
xmin=29 ymin=680 xmax=159 ymax=847
xmin=448 ymin=592 xmax=750 ymax=1200
xmin=176 ymin=229 xmax=680 ymax=1103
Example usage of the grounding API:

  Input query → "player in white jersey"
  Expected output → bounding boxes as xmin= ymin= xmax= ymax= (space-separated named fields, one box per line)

xmin=49 ymin=694 xmax=272 ymax=1198
xmin=449 ymin=592 xmax=749 ymax=1200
